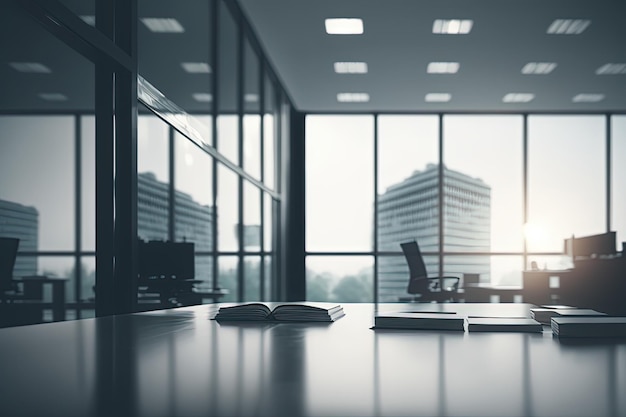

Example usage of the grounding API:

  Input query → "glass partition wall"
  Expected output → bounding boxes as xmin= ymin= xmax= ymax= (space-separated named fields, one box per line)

xmin=306 ymin=113 xmax=625 ymax=303
xmin=0 ymin=0 xmax=285 ymax=324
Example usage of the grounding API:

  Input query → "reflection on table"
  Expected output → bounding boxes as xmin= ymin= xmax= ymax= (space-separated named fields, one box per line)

xmin=0 ymin=303 xmax=624 ymax=417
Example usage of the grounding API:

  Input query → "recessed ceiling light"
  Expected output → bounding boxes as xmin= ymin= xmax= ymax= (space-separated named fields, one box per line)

xmin=572 ymin=94 xmax=604 ymax=103
xmin=334 ymin=62 xmax=368 ymax=74
xmin=181 ymin=62 xmax=211 ymax=73
xmin=427 ymin=62 xmax=460 ymax=74
xmin=39 ymin=93 xmax=68 ymax=101
xmin=595 ymin=63 xmax=626 ymax=75
xmin=432 ymin=19 xmax=473 ymax=34
xmin=547 ymin=19 xmax=590 ymax=35
xmin=10 ymin=62 xmax=51 ymax=73
xmin=425 ymin=93 xmax=451 ymax=102
xmin=337 ymin=93 xmax=369 ymax=103
xmin=521 ymin=62 xmax=557 ymax=75
xmin=192 ymin=93 xmax=213 ymax=102
xmin=80 ymin=15 xmax=96 ymax=26
xmin=244 ymin=94 xmax=259 ymax=103
xmin=502 ymin=93 xmax=535 ymax=103
xmin=141 ymin=18 xmax=185 ymax=33
xmin=325 ymin=18 xmax=363 ymax=35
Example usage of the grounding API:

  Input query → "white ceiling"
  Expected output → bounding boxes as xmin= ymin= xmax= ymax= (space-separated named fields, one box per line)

xmin=237 ymin=0 xmax=626 ymax=113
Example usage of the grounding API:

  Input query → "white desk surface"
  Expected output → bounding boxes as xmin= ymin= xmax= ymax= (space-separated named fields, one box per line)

xmin=0 ymin=302 xmax=625 ymax=417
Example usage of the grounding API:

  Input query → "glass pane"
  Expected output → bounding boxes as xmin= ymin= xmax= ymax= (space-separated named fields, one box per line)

xmin=244 ymin=256 xmax=261 ymax=301
xmin=264 ymin=193 xmax=273 ymax=251
xmin=174 ymin=132 xmax=213 ymax=252
xmin=81 ymin=116 xmax=95 ymax=251
xmin=377 ymin=115 xmax=439 ymax=252
xmin=0 ymin=116 xmax=75 ymax=251
xmin=137 ymin=113 xmax=170 ymax=242
xmin=58 ymin=1 xmax=96 ymax=31
xmin=217 ymin=164 xmax=239 ymax=251
xmin=306 ymin=116 xmax=374 ymax=251
xmin=78 ymin=256 xmax=96 ymax=306
xmin=35 ymin=256 xmax=74 ymax=304
xmin=243 ymin=39 xmax=261 ymax=178
xmin=612 ymin=116 xmax=626 ymax=246
xmin=528 ymin=116 xmax=605 ymax=251
xmin=444 ymin=255 xmax=523 ymax=286
xmin=378 ymin=255 xmax=439 ymax=302
xmin=243 ymin=181 xmax=261 ymax=251
xmin=444 ymin=116 xmax=523 ymax=252
xmin=217 ymin=1 xmax=239 ymax=162
xmin=138 ymin=0 xmax=213 ymax=136
xmin=218 ymin=256 xmax=238 ymax=302
xmin=306 ymin=256 xmax=373 ymax=302
xmin=264 ymin=255 xmax=272 ymax=301
xmin=194 ymin=255 xmax=213 ymax=289
xmin=263 ymin=74 xmax=276 ymax=189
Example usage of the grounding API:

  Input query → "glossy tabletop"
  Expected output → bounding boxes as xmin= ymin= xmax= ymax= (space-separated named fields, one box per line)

xmin=0 ymin=303 xmax=625 ymax=417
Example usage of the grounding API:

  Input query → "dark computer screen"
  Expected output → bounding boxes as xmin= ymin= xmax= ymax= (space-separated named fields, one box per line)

xmin=138 ymin=240 xmax=195 ymax=280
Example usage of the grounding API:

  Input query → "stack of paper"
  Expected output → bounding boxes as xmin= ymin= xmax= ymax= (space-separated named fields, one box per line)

xmin=373 ymin=312 xmax=465 ymax=331
xmin=466 ymin=317 xmax=543 ymax=333
xmin=551 ymin=317 xmax=626 ymax=338
xmin=530 ymin=308 xmax=606 ymax=324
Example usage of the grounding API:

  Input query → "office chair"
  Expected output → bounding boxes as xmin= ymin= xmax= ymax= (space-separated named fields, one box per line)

xmin=0 ymin=237 xmax=22 ymax=302
xmin=400 ymin=240 xmax=460 ymax=303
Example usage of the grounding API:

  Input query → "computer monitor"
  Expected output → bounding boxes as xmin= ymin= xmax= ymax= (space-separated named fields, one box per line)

xmin=138 ymin=240 xmax=195 ymax=280
xmin=564 ymin=232 xmax=616 ymax=259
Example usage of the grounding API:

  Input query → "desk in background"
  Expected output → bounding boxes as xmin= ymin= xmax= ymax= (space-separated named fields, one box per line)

xmin=0 ymin=303 xmax=625 ymax=417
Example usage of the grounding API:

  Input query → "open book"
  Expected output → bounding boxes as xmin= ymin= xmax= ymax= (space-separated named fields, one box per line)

xmin=214 ymin=302 xmax=345 ymax=322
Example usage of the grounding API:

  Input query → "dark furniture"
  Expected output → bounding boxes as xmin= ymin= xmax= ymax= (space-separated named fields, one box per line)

xmin=399 ymin=240 xmax=460 ymax=302
xmin=137 ymin=240 xmax=227 ymax=309
xmin=0 ymin=237 xmax=20 ymax=301
xmin=1 ymin=303 xmax=625 ymax=417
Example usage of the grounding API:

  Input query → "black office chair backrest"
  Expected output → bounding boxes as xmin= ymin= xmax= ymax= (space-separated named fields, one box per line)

xmin=0 ymin=237 xmax=20 ymax=292
xmin=400 ymin=240 xmax=428 ymax=279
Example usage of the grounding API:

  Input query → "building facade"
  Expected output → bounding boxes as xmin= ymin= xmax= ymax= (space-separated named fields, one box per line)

xmin=377 ymin=164 xmax=491 ymax=301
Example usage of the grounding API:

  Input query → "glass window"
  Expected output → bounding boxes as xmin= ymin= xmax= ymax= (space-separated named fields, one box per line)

xmin=243 ymin=39 xmax=261 ymax=178
xmin=612 ymin=115 xmax=626 ymax=246
xmin=243 ymin=181 xmax=261 ymax=251
xmin=378 ymin=255 xmax=440 ymax=302
xmin=264 ymin=193 xmax=273 ymax=251
xmin=137 ymin=113 xmax=170 ymax=242
xmin=377 ymin=115 xmax=439 ymax=253
xmin=174 ymin=132 xmax=213 ymax=252
xmin=306 ymin=115 xmax=374 ymax=252
xmin=217 ymin=164 xmax=239 ymax=252
xmin=444 ymin=115 xmax=524 ymax=254
xmin=263 ymin=74 xmax=276 ymax=189
xmin=81 ymin=116 xmax=95 ymax=251
xmin=264 ymin=255 xmax=272 ymax=301
xmin=528 ymin=116 xmax=605 ymax=251
xmin=0 ymin=116 xmax=75 ymax=251
xmin=244 ymin=256 xmax=261 ymax=301
xmin=218 ymin=256 xmax=238 ymax=302
xmin=306 ymin=256 xmax=373 ymax=302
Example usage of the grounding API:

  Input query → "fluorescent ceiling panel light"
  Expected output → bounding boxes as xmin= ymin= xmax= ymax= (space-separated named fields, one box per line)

xmin=9 ymin=62 xmax=51 ymax=73
xmin=547 ymin=19 xmax=590 ymax=35
xmin=427 ymin=62 xmax=460 ymax=74
xmin=244 ymin=94 xmax=259 ymax=103
xmin=325 ymin=18 xmax=363 ymax=35
xmin=181 ymin=62 xmax=211 ymax=73
xmin=502 ymin=93 xmax=535 ymax=103
xmin=141 ymin=18 xmax=185 ymax=33
xmin=334 ymin=62 xmax=368 ymax=74
xmin=425 ymin=93 xmax=451 ymax=102
xmin=39 ymin=93 xmax=68 ymax=101
xmin=521 ymin=62 xmax=557 ymax=75
xmin=595 ymin=63 xmax=626 ymax=75
xmin=337 ymin=93 xmax=370 ymax=103
xmin=432 ymin=19 xmax=473 ymax=34
xmin=80 ymin=15 xmax=96 ymax=26
xmin=572 ymin=94 xmax=604 ymax=102
xmin=192 ymin=93 xmax=213 ymax=102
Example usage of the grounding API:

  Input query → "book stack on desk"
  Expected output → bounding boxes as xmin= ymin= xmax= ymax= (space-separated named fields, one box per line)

xmin=530 ymin=307 xmax=606 ymax=324
xmin=214 ymin=302 xmax=345 ymax=322
xmin=373 ymin=312 xmax=465 ymax=331
xmin=551 ymin=317 xmax=626 ymax=338
xmin=466 ymin=317 xmax=543 ymax=333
